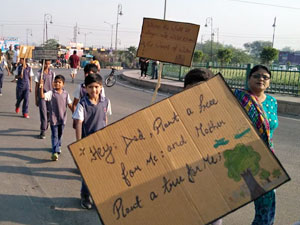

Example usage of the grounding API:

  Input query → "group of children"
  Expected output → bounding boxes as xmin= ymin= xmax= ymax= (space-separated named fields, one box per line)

xmin=2 ymin=58 xmax=110 ymax=209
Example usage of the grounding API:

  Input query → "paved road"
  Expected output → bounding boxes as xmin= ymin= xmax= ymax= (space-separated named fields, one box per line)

xmin=0 ymin=68 xmax=299 ymax=225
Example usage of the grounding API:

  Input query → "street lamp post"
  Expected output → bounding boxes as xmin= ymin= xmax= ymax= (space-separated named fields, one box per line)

xmin=26 ymin=29 xmax=32 ymax=45
xmin=205 ymin=17 xmax=213 ymax=62
xmin=115 ymin=4 xmax=123 ymax=51
xmin=104 ymin=21 xmax=114 ymax=50
xmin=272 ymin=17 xmax=276 ymax=48
xmin=43 ymin=13 xmax=53 ymax=45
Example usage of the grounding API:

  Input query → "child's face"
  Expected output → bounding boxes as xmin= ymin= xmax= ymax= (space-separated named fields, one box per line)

xmin=86 ymin=82 xmax=102 ymax=99
xmin=53 ymin=79 xmax=64 ymax=90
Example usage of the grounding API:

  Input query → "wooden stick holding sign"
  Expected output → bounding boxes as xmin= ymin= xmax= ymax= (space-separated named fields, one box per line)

xmin=39 ymin=59 xmax=45 ymax=88
xmin=151 ymin=63 xmax=163 ymax=104
xmin=137 ymin=18 xmax=199 ymax=103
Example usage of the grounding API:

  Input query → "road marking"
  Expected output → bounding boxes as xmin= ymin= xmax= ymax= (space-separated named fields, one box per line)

xmin=278 ymin=115 xmax=300 ymax=122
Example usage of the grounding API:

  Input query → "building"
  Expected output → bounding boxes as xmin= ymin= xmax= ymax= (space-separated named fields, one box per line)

xmin=278 ymin=51 xmax=300 ymax=65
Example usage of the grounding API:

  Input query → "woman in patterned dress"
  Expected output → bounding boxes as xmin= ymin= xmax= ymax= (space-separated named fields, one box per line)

xmin=234 ymin=65 xmax=278 ymax=225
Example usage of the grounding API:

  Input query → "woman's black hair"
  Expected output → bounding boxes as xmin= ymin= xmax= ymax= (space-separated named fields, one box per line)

xmin=249 ymin=65 xmax=272 ymax=79
xmin=184 ymin=68 xmax=214 ymax=88
xmin=85 ymin=73 xmax=102 ymax=86
xmin=54 ymin=74 xmax=65 ymax=83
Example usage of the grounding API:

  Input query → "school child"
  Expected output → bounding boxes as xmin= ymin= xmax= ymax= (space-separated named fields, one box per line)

xmin=0 ymin=50 xmax=11 ymax=96
xmin=72 ymin=73 xmax=111 ymax=209
xmin=15 ymin=58 xmax=34 ymax=118
xmin=40 ymin=75 xmax=72 ymax=161
xmin=72 ymin=63 xmax=111 ymax=130
xmin=35 ymin=59 xmax=55 ymax=139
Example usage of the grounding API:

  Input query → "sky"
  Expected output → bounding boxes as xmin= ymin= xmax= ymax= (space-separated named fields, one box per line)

xmin=2 ymin=0 xmax=300 ymax=51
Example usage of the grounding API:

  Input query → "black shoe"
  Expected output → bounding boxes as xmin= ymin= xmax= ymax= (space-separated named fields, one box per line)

xmin=39 ymin=131 xmax=46 ymax=139
xmin=80 ymin=195 xmax=92 ymax=209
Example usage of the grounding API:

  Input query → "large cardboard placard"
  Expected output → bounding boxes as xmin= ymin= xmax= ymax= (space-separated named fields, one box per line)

xmin=136 ymin=18 xmax=199 ymax=67
xmin=68 ymin=74 xmax=290 ymax=225
xmin=32 ymin=47 xmax=58 ymax=60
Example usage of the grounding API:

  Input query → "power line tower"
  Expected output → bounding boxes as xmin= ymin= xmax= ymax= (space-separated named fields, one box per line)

xmin=73 ymin=23 xmax=79 ymax=43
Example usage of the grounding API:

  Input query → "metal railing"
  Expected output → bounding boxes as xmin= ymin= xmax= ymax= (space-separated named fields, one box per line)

xmin=154 ymin=62 xmax=300 ymax=96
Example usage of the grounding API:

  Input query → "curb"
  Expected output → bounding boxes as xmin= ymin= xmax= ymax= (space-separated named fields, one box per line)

xmin=120 ymin=73 xmax=183 ymax=94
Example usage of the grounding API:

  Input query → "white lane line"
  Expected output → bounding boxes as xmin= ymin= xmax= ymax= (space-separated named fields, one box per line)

xmin=278 ymin=115 xmax=300 ymax=121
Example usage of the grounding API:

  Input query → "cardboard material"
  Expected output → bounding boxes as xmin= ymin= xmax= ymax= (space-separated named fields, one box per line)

xmin=68 ymin=74 xmax=290 ymax=225
xmin=19 ymin=45 xmax=35 ymax=59
xmin=32 ymin=47 xmax=58 ymax=60
xmin=137 ymin=18 xmax=199 ymax=67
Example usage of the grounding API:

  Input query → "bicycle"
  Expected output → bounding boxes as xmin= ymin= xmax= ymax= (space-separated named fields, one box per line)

xmin=105 ymin=68 xmax=117 ymax=87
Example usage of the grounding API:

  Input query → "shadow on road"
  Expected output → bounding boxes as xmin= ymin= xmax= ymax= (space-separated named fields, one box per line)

xmin=0 ymin=127 xmax=39 ymax=138
xmin=0 ymin=164 xmax=81 ymax=181
xmin=0 ymin=194 xmax=101 ymax=225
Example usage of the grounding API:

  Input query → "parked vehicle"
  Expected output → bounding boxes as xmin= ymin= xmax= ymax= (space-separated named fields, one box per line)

xmin=80 ymin=54 xmax=93 ymax=68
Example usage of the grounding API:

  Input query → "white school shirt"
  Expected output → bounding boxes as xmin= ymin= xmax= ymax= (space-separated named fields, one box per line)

xmin=73 ymin=98 xmax=112 ymax=121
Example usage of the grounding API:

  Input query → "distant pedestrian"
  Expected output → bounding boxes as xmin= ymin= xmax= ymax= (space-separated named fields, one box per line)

xmin=35 ymin=59 xmax=55 ymax=139
xmin=5 ymin=45 xmax=14 ymax=74
xmin=15 ymin=58 xmax=34 ymax=118
xmin=40 ymin=75 xmax=72 ymax=161
xmin=139 ymin=57 xmax=149 ymax=78
xmin=10 ymin=45 xmax=20 ymax=82
xmin=0 ymin=50 xmax=11 ymax=96
xmin=72 ymin=73 xmax=111 ymax=209
xmin=69 ymin=50 xmax=80 ymax=82
xmin=151 ymin=60 xmax=159 ymax=79
xmin=12 ymin=45 xmax=20 ymax=72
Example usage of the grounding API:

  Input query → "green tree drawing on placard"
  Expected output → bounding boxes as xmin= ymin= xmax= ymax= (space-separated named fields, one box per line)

xmin=259 ymin=168 xmax=271 ymax=183
xmin=223 ymin=144 xmax=265 ymax=200
xmin=272 ymin=169 xmax=282 ymax=179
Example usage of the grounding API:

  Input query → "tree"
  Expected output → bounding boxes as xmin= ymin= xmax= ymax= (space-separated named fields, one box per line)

xmin=217 ymin=48 xmax=233 ymax=65
xmin=260 ymin=47 xmax=279 ymax=65
xmin=244 ymin=41 xmax=272 ymax=59
xmin=193 ymin=50 xmax=203 ymax=64
xmin=195 ymin=40 xmax=223 ymax=63
xmin=223 ymin=143 xmax=265 ymax=199
xmin=259 ymin=168 xmax=271 ymax=183
xmin=228 ymin=47 xmax=254 ymax=64
xmin=272 ymin=169 xmax=282 ymax=179
xmin=42 ymin=38 xmax=60 ymax=49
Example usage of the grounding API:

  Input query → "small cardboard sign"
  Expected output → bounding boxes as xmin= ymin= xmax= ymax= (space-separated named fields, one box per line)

xmin=32 ymin=47 xmax=58 ymax=60
xmin=137 ymin=18 xmax=199 ymax=67
xmin=19 ymin=46 xmax=35 ymax=59
xmin=68 ymin=74 xmax=290 ymax=225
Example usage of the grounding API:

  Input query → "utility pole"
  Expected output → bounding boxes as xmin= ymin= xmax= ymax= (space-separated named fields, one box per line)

xmin=26 ymin=29 xmax=32 ymax=45
xmin=205 ymin=17 xmax=213 ymax=62
xmin=73 ymin=23 xmax=79 ymax=43
xmin=43 ymin=13 xmax=53 ymax=44
xmin=272 ymin=17 xmax=276 ymax=48
xmin=115 ymin=4 xmax=123 ymax=51
xmin=164 ymin=0 xmax=167 ymax=20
